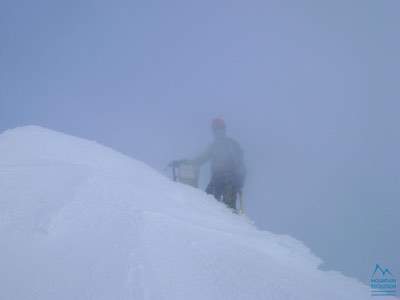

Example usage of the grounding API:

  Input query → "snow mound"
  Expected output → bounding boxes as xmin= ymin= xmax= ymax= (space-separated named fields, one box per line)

xmin=0 ymin=126 xmax=379 ymax=299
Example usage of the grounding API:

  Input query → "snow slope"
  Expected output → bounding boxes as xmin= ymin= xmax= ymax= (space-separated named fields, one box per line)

xmin=0 ymin=126 xmax=386 ymax=300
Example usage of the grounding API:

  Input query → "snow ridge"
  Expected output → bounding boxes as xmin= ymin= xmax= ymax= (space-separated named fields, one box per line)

xmin=0 ymin=126 xmax=381 ymax=300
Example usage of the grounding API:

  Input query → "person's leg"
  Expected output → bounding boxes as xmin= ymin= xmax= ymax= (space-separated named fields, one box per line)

xmin=206 ymin=176 xmax=223 ymax=201
xmin=222 ymin=182 xmax=237 ymax=210
xmin=205 ymin=181 xmax=214 ymax=195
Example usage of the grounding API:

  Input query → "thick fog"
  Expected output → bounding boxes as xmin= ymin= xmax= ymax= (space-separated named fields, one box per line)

xmin=1 ymin=0 xmax=399 ymax=284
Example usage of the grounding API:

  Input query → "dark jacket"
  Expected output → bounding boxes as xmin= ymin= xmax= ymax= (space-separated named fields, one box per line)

xmin=193 ymin=136 xmax=246 ymax=188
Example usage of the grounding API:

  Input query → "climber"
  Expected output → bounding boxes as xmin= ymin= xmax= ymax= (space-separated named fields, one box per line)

xmin=190 ymin=118 xmax=246 ymax=211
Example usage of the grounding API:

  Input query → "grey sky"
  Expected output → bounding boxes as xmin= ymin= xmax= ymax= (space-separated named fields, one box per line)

xmin=1 ymin=0 xmax=399 ymax=283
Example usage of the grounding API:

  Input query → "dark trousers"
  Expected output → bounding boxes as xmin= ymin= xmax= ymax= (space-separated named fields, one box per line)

xmin=206 ymin=173 xmax=238 ymax=210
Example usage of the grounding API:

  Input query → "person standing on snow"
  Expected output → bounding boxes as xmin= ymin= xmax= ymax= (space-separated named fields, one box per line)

xmin=191 ymin=118 xmax=246 ymax=211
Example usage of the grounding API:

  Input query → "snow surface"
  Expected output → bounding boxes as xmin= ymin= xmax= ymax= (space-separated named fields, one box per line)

xmin=0 ymin=126 xmax=389 ymax=300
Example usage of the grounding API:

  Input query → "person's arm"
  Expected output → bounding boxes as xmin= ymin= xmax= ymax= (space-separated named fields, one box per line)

xmin=191 ymin=144 xmax=212 ymax=166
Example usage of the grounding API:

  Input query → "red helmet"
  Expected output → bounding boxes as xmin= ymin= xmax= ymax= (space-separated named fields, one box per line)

xmin=211 ymin=117 xmax=226 ymax=130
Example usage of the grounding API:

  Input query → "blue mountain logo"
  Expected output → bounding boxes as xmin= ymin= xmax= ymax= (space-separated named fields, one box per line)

xmin=370 ymin=264 xmax=397 ymax=297
xmin=372 ymin=264 xmax=394 ymax=277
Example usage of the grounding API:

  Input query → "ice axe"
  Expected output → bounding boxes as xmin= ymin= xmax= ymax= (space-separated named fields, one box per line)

xmin=167 ymin=160 xmax=182 ymax=182
xmin=166 ymin=160 xmax=199 ymax=188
